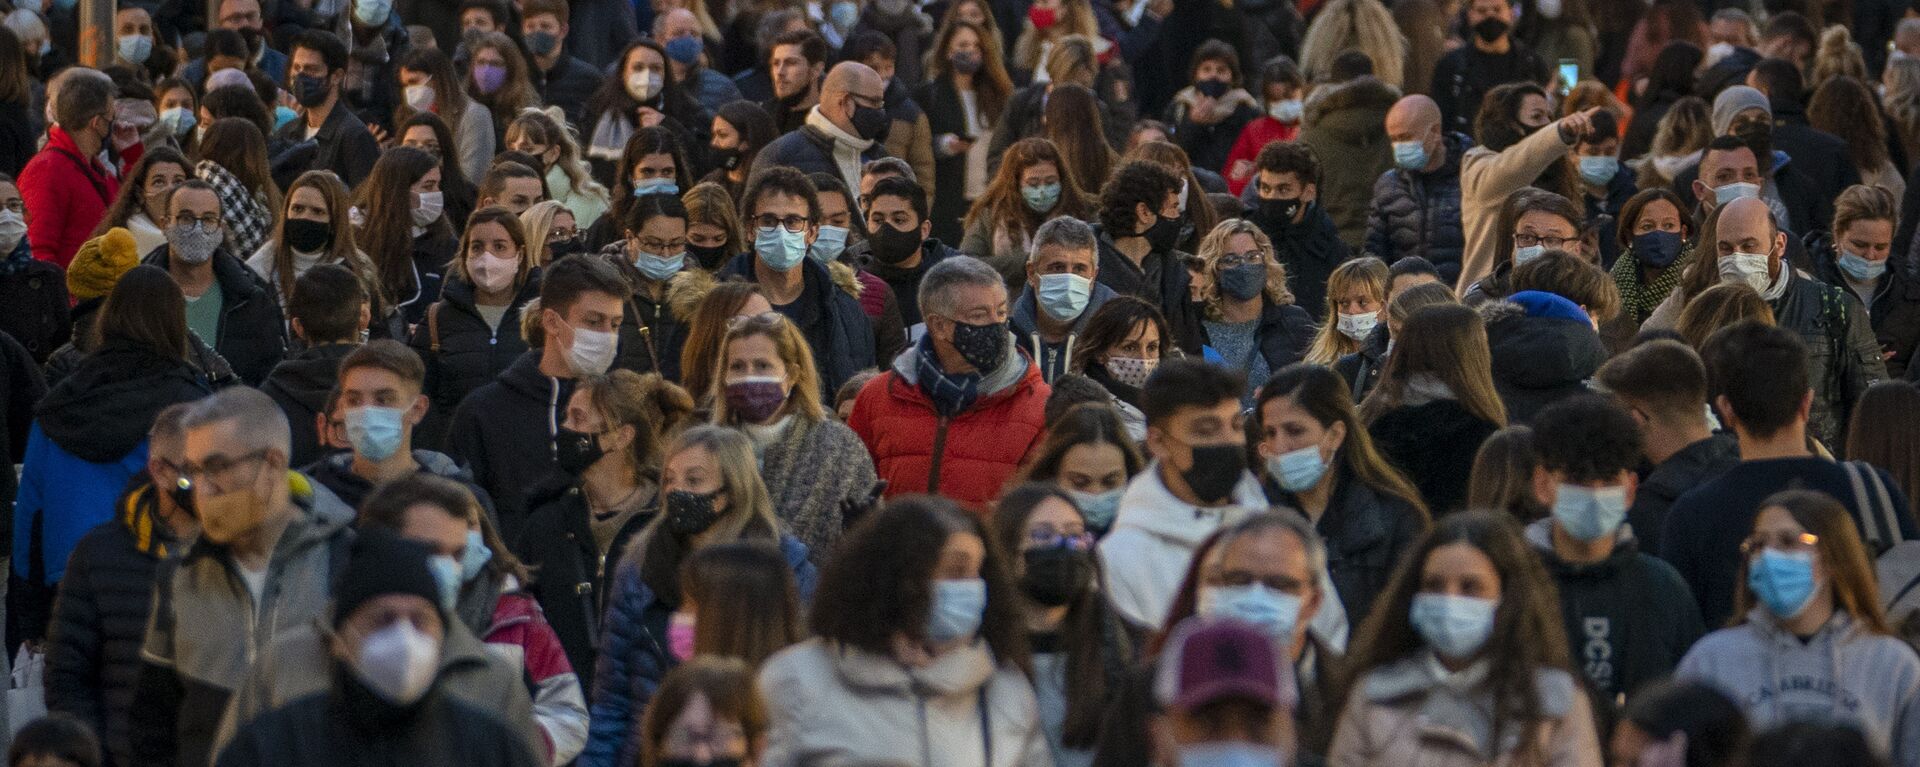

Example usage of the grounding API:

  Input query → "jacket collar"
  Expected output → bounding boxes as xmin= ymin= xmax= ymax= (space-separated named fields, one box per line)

xmin=1363 ymin=652 xmax=1576 ymax=757
xmin=805 ymin=106 xmax=875 ymax=152
xmin=1109 ymin=460 xmax=1265 ymax=547
xmin=830 ymin=639 xmax=996 ymax=696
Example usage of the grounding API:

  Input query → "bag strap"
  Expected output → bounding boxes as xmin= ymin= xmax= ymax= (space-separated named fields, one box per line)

xmin=1846 ymin=461 xmax=1900 ymax=554
xmin=1863 ymin=461 xmax=1904 ymax=544
xmin=427 ymin=301 xmax=444 ymax=352
xmin=1890 ymin=563 xmax=1920 ymax=611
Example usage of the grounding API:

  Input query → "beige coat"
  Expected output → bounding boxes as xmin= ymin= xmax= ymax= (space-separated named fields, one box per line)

xmin=1327 ymin=655 xmax=1601 ymax=767
xmin=1458 ymin=124 xmax=1575 ymax=293
xmin=758 ymin=638 xmax=1054 ymax=767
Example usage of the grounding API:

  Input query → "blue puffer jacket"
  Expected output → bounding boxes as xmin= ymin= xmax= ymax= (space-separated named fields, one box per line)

xmin=581 ymin=534 xmax=817 ymax=767
xmin=1364 ymin=132 xmax=1472 ymax=282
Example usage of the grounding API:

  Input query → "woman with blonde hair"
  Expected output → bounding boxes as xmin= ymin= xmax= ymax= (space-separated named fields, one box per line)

xmin=961 ymin=138 xmax=1096 ymax=287
xmin=1010 ymin=0 xmax=1103 ymax=80
xmin=1634 ymin=96 xmax=1712 ymax=189
xmin=1883 ymin=58 xmax=1920 ymax=165
xmin=1298 ymin=0 xmax=1406 ymax=88
xmin=683 ymin=181 xmax=746 ymax=272
xmin=1360 ymin=303 xmax=1508 ymax=514
xmin=1195 ymin=219 xmax=1315 ymax=405
xmin=395 ymin=46 xmax=495 ymax=184
xmin=246 ymin=170 xmax=381 ymax=326
xmin=505 ymin=109 xmax=611 ymax=231
xmin=518 ymin=200 xmax=581 ymax=266
xmin=710 ymin=313 xmax=877 ymax=563
xmin=680 ymin=282 xmax=774 ymax=409
xmin=1811 ymin=25 xmax=1868 ymax=86
xmin=587 ymin=425 xmax=817 ymax=767
xmin=1305 ymin=256 xmax=1389 ymax=366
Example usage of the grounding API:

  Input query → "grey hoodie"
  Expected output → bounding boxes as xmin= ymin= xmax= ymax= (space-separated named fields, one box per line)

xmin=1678 ymin=610 xmax=1920 ymax=766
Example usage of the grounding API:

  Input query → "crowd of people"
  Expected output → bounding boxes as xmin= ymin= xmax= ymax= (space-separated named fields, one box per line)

xmin=4 ymin=0 xmax=1920 ymax=764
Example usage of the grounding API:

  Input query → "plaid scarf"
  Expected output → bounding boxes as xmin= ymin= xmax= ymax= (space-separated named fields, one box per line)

xmin=1611 ymin=247 xmax=1686 ymax=325
xmin=195 ymin=160 xmax=272 ymax=258
xmin=915 ymin=339 xmax=981 ymax=417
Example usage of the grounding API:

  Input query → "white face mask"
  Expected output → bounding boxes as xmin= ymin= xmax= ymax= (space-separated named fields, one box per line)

xmin=403 ymin=81 xmax=435 ymax=112
xmin=565 ymin=326 xmax=618 ymax=376
xmin=1336 ymin=311 xmax=1378 ymax=341
xmin=469 ymin=251 xmax=518 ymax=294
xmin=625 ymin=71 xmax=664 ymax=101
xmin=351 ymin=620 xmax=440 ymax=705
xmin=411 ymin=190 xmax=444 ymax=227
xmin=1718 ymin=251 xmax=1773 ymax=294
xmin=0 ymin=209 xmax=25 ymax=254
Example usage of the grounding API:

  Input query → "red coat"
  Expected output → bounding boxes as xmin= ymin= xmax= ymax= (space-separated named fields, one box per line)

xmin=848 ymin=360 xmax=1050 ymax=514
xmin=19 ymin=126 xmax=123 ymax=268
xmin=1222 ymin=116 xmax=1300 ymax=196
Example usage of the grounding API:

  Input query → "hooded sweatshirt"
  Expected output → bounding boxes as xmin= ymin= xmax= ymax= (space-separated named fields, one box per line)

xmin=1524 ymin=518 xmax=1704 ymax=707
xmin=447 ymin=351 xmax=576 ymax=544
xmin=1096 ymin=463 xmax=1349 ymax=648
xmin=1481 ymin=293 xmax=1606 ymax=424
xmin=1010 ymin=278 xmax=1119 ymax=383
xmin=1678 ymin=610 xmax=1920 ymax=767
xmin=260 ymin=343 xmax=357 ymax=467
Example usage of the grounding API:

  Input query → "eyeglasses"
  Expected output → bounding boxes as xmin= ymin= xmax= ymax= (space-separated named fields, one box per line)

xmin=1740 ymin=531 xmax=1820 ymax=556
xmin=1026 ymin=526 xmax=1093 ymax=551
xmin=172 ymin=214 xmax=224 ymax=229
xmin=1216 ymin=251 xmax=1263 ymax=269
xmin=547 ymin=229 xmax=579 ymax=243
xmin=726 ymin=311 xmax=785 ymax=330
xmin=176 ymin=449 xmax=272 ymax=494
xmin=1513 ymin=233 xmax=1574 ymax=249
xmin=1209 ymin=569 xmax=1306 ymax=594
xmin=636 ymin=237 xmax=687 ymax=253
xmin=752 ymin=214 xmax=810 ymax=233
xmin=0 ymin=199 xmax=22 ymax=214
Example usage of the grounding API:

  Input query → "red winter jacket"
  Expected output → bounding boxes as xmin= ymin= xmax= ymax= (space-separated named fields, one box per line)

xmin=848 ymin=356 xmax=1050 ymax=514
xmin=19 ymin=126 xmax=124 ymax=268
xmin=485 ymin=589 xmax=589 ymax=765
xmin=1222 ymin=116 xmax=1300 ymax=196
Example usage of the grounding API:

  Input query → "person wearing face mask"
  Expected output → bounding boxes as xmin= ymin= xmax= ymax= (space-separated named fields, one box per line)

xmin=408 ymin=207 xmax=540 ymax=432
xmin=1458 ymin=84 xmax=1599 ymax=292
xmin=1676 ymin=490 xmax=1920 ymax=767
xmin=585 ymin=40 xmax=710 ymax=186
xmin=358 ymin=474 xmax=589 ymax=767
xmin=1367 ymin=95 xmax=1471 ymax=283
xmin=712 ymin=314 xmax=877 ymax=565
xmin=1222 ymin=58 xmax=1305 ymax=198
xmin=989 ymin=485 xmax=1132 ymax=767
xmin=1430 ymin=0 xmax=1549 ymax=136
xmin=806 ymin=173 xmax=910 ymax=363
xmin=916 ymin=20 xmax=1012 ymax=244
xmin=124 ymin=388 xmax=356 ymax=767
xmin=1255 ymin=364 xmax=1427 ymax=625
xmin=395 ymin=47 xmax=496 ymax=186
xmin=1162 ymin=43 xmax=1261 ymax=178
xmin=1666 ymin=86 xmax=1838 ymax=239
xmin=1019 ymin=404 xmax=1146 ymax=534
xmin=1010 ymin=217 xmax=1117 ymax=383
xmin=1522 ymin=396 xmax=1703 ymax=719
xmin=1567 ymin=110 xmax=1636 ymax=269
xmin=140 ymin=180 xmax=288 ymax=385
xmin=520 ymin=0 xmax=605 ymax=127
xmin=654 ymin=9 xmax=741 ymax=113
xmin=1304 ymin=257 xmax=1388 ymax=369
xmin=1806 ymin=185 xmax=1920 ymax=380
xmin=19 ymin=68 xmax=122 ymax=269
xmin=588 ymin=427 xmax=817 ymax=767
xmin=598 ymin=192 xmax=704 ymax=381
xmin=211 ymin=528 xmax=543 ymax=767
xmin=1464 ymin=187 xmax=1587 ymax=306
xmin=720 ymin=168 xmax=876 ymax=394
xmin=1243 ymin=144 xmax=1346 ymax=318
xmin=1329 ymin=510 xmax=1600 ymax=764
xmin=843 ymin=34 xmax=937 ymax=212
xmin=758 ymin=61 xmax=893 ymax=199
xmin=1194 ymin=219 xmax=1315 ymax=406
xmin=758 ymin=496 xmax=1048 ymax=767
xmin=1093 ymin=161 xmax=1206 ymax=355
xmin=506 ymin=110 xmax=610 ymax=233
xmin=1600 ymin=189 xmax=1694 ymax=352
xmin=274 ymin=31 xmax=378 ymax=189
xmin=847 ymin=255 xmax=1048 ymax=512
xmin=447 ymin=254 xmax=632 ymax=543
xmin=859 ymin=176 xmax=959 ymax=334
xmin=0 ymin=173 xmax=69 ymax=363
xmin=43 ymin=404 xmax=197 ymax=767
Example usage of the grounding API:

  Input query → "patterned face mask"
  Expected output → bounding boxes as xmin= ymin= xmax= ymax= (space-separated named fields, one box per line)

xmin=1104 ymin=356 xmax=1158 ymax=389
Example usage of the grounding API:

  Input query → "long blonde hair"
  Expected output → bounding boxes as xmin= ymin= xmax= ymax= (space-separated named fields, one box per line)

xmin=625 ymin=426 xmax=784 ymax=605
xmin=711 ymin=313 xmax=826 ymax=425
xmin=1297 ymin=0 xmax=1406 ymax=87
xmin=1358 ymin=303 xmax=1507 ymax=428
xmin=1198 ymin=218 xmax=1294 ymax=313
xmin=1012 ymin=0 xmax=1100 ymax=74
xmin=1885 ymin=59 xmax=1920 ymax=162
xmin=1304 ymin=257 xmax=1389 ymax=365
xmin=506 ymin=109 xmax=609 ymax=211
xmin=518 ymin=200 xmax=571 ymax=266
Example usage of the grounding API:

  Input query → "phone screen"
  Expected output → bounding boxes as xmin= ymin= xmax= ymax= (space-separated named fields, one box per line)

xmin=1559 ymin=60 xmax=1580 ymax=93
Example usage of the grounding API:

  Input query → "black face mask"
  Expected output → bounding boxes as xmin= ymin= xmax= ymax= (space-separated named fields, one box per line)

xmin=851 ymin=103 xmax=892 ymax=142
xmin=1472 ymin=17 xmax=1509 ymax=43
xmin=665 ymin=489 xmax=723 ymax=536
xmin=1181 ymin=443 xmax=1246 ymax=504
xmin=284 ymin=218 xmax=333 ymax=252
xmin=1142 ymin=213 xmax=1183 ymax=253
xmin=1194 ymin=79 xmax=1230 ymax=99
xmin=688 ymin=241 xmax=732 ymax=270
xmin=547 ymin=236 xmax=586 ymax=260
xmin=709 ymin=145 xmax=742 ymax=171
xmin=293 ymin=72 xmax=331 ymax=108
xmin=867 ymin=222 xmax=922 ymax=265
xmin=949 ymin=319 xmax=1009 ymax=372
xmin=1255 ymin=197 xmax=1301 ymax=232
xmin=1021 ymin=546 xmax=1094 ymax=606
xmin=554 ymin=428 xmax=605 ymax=477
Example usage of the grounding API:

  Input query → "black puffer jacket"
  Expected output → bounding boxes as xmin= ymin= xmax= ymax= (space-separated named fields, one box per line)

xmin=1267 ymin=464 xmax=1426 ymax=622
xmin=447 ymin=351 xmax=575 ymax=544
xmin=46 ymin=480 xmax=183 ymax=767
xmin=1806 ymin=231 xmax=1920 ymax=380
xmin=0 ymin=238 xmax=71 ymax=363
xmin=1368 ymin=399 xmax=1501 ymax=516
xmin=1480 ymin=298 xmax=1607 ymax=424
xmin=1364 ymin=132 xmax=1471 ymax=282
xmin=513 ymin=479 xmax=654 ymax=687
xmin=606 ymin=250 xmax=709 ymax=383
xmin=409 ymin=274 xmax=539 ymax=448
xmin=139 ymin=247 xmax=287 ymax=385
xmin=260 ymin=343 xmax=356 ymax=467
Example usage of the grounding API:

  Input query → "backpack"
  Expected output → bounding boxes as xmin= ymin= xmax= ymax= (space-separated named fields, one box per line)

xmin=1846 ymin=460 xmax=1908 ymax=556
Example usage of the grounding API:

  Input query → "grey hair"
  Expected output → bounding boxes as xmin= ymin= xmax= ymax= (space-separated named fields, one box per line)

xmin=861 ymin=157 xmax=917 ymax=184
xmin=918 ymin=255 xmax=1006 ymax=320
xmin=1202 ymin=510 xmax=1329 ymax=587
xmin=51 ymin=67 xmax=115 ymax=129
xmin=1028 ymin=216 xmax=1098 ymax=264
xmin=148 ymin=402 xmax=196 ymax=454
xmin=181 ymin=387 xmax=292 ymax=457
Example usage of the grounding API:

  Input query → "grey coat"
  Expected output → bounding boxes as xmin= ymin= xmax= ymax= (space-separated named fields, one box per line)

xmin=759 ymin=417 xmax=878 ymax=567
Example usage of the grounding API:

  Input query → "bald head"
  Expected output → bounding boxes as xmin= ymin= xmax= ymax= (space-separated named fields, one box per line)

xmin=1714 ymin=196 xmax=1783 ymax=264
xmin=653 ymin=7 xmax=699 ymax=40
xmin=821 ymin=61 xmax=886 ymax=137
xmin=1384 ymin=95 xmax=1443 ymax=171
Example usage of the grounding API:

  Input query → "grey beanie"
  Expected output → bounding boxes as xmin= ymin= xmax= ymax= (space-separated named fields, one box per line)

xmin=1712 ymin=86 xmax=1772 ymax=135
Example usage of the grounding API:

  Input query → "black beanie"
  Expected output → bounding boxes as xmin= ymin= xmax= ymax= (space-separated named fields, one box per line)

xmin=333 ymin=528 xmax=444 ymax=628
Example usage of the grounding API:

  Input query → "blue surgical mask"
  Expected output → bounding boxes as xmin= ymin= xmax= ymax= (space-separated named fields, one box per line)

xmin=1837 ymin=248 xmax=1888 ymax=282
xmin=1714 ymin=181 xmax=1760 ymax=205
xmin=1392 ymin=140 xmax=1428 ymax=171
xmin=353 ymin=0 xmax=393 ymax=26
xmin=1266 ymin=444 xmax=1328 ymax=492
xmin=634 ymin=250 xmax=686 ymax=281
xmin=1748 ymin=548 xmax=1818 ymax=619
xmin=1021 ymin=182 xmax=1062 ymax=213
xmin=1199 ymin=583 xmax=1303 ymax=640
xmin=1409 ymin=592 xmax=1498 ymax=660
xmin=810 ymin=225 xmax=850 ymax=262
xmin=1632 ymin=229 xmax=1684 ymax=268
xmin=1177 ymin=743 xmax=1283 ymax=767
xmin=1067 ymin=488 xmax=1122 ymax=531
xmin=1513 ymin=244 xmax=1546 ymax=265
xmin=159 ymin=107 xmax=196 ymax=138
xmin=926 ymin=578 xmax=986 ymax=642
xmin=1550 ymin=483 xmax=1628 ymax=542
xmin=428 ymin=555 xmax=461 ymax=610
xmin=755 ymin=225 xmax=808 ymax=271
xmin=633 ymin=178 xmax=680 ymax=196
xmin=344 ymin=405 xmax=406 ymax=462
xmin=829 ymin=0 xmax=860 ymax=29
xmin=1578 ymin=155 xmax=1619 ymax=186
xmin=1036 ymin=273 xmax=1092 ymax=321
xmin=272 ymin=105 xmax=299 ymax=131
xmin=460 ymin=529 xmax=492 ymax=582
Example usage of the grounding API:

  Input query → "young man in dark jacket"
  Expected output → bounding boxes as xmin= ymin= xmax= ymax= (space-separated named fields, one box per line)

xmin=303 ymin=341 xmax=495 ymax=515
xmin=1246 ymin=141 xmax=1350 ymax=319
xmin=141 ymin=180 xmax=288 ymax=386
xmin=1527 ymin=395 xmax=1704 ymax=721
xmin=1597 ymin=339 xmax=1740 ymax=556
xmin=46 ymin=403 xmax=198 ymax=767
xmin=1093 ymin=160 xmax=1204 ymax=355
xmin=522 ymin=0 xmax=604 ymax=128
xmin=857 ymin=176 xmax=953 ymax=331
xmin=276 ymin=31 xmax=378 ymax=189
xmin=260 ymin=266 xmax=367 ymax=467
xmin=1367 ymin=95 xmax=1470 ymax=283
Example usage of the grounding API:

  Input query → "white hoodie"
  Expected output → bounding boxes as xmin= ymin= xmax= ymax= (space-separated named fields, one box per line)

xmin=1096 ymin=462 xmax=1349 ymax=649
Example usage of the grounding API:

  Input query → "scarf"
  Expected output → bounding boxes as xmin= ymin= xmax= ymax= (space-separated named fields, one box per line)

xmin=0 ymin=234 xmax=30 ymax=275
xmin=914 ymin=340 xmax=980 ymax=417
xmin=1610 ymin=247 xmax=1685 ymax=324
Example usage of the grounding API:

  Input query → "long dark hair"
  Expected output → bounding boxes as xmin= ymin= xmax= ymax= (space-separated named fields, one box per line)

xmin=714 ymin=100 xmax=777 ymax=182
xmin=1846 ymin=382 xmax=1920 ymax=524
xmin=811 ymin=495 xmax=1030 ymax=671
xmin=964 ymin=137 xmax=1096 ymax=239
xmin=1341 ymin=510 xmax=1572 ymax=764
xmin=1257 ymin=365 xmax=1430 ymax=518
xmin=1018 ymin=404 xmax=1144 ymax=486
xmin=1043 ymin=84 xmax=1114 ymax=196
xmin=682 ymin=542 xmax=804 ymax=667
xmin=196 ymin=117 xmax=281 ymax=225
xmin=94 ymin=147 xmax=189 ymax=237
xmin=609 ymin=127 xmax=694 ymax=227
xmin=355 ymin=147 xmax=451 ymax=303
xmin=395 ymin=46 xmax=472 ymax=133
xmin=95 ymin=265 xmax=187 ymax=361
xmin=990 ymin=483 xmax=1120 ymax=747
xmin=588 ymin=39 xmax=704 ymax=130
xmin=400 ymin=112 xmax=478 ymax=219
xmin=1070 ymin=296 xmax=1170 ymax=373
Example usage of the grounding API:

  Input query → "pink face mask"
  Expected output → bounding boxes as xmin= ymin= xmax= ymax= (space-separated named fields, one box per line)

xmin=667 ymin=612 xmax=696 ymax=661
xmin=469 ymin=251 xmax=518 ymax=294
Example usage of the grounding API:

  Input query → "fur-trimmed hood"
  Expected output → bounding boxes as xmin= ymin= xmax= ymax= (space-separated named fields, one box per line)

xmin=1303 ymin=76 xmax=1401 ymax=134
xmin=663 ymin=262 xmax=863 ymax=324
